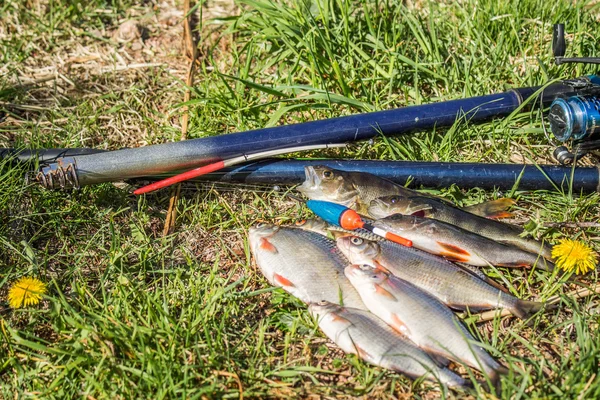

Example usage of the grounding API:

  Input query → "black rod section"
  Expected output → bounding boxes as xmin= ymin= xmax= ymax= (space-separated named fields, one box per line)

xmin=175 ymin=159 xmax=600 ymax=194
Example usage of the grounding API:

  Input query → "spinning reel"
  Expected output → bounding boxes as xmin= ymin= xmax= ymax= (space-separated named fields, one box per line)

xmin=546 ymin=24 xmax=600 ymax=165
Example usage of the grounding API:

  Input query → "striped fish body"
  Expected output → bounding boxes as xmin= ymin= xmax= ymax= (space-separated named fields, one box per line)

xmin=368 ymin=195 xmax=553 ymax=260
xmin=336 ymin=236 xmax=543 ymax=319
xmin=373 ymin=214 xmax=553 ymax=270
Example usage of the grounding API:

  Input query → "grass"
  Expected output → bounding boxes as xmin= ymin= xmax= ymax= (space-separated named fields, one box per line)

xmin=1 ymin=0 xmax=600 ymax=398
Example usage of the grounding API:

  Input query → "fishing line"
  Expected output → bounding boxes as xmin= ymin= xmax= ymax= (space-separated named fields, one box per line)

xmin=133 ymin=143 xmax=347 ymax=195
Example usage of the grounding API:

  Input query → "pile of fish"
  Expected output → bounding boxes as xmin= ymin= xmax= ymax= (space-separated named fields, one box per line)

xmin=248 ymin=166 xmax=554 ymax=392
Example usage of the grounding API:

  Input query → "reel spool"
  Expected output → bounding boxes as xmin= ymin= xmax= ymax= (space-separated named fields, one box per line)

xmin=546 ymin=24 xmax=600 ymax=165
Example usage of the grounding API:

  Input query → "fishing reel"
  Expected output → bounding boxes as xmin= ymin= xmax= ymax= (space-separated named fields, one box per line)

xmin=545 ymin=24 xmax=600 ymax=165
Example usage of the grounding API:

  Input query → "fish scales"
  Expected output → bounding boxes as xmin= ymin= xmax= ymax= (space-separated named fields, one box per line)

xmin=373 ymin=214 xmax=554 ymax=270
xmin=309 ymin=301 xmax=468 ymax=388
xmin=369 ymin=195 xmax=553 ymax=260
xmin=336 ymin=235 xmax=543 ymax=319
xmin=248 ymin=225 xmax=367 ymax=310
xmin=297 ymin=165 xmax=508 ymax=217
xmin=345 ymin=265 xmax=507 ymax=386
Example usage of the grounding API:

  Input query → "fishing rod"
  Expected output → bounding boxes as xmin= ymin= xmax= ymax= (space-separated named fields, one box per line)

xmin=29 ymin=75 xmax=599 ymax=191
xmin=3 ymin=150 xmax=598 ymax=193
xmin=3 ymin=24 xmax=598 ymax=192
xmin=141 ymin=159 xmax=600 ymax=194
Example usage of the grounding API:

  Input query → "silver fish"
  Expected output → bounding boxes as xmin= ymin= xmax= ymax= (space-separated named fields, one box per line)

xmin=369 ymin=195 xmax=553 ymax=260
xmin=345 ymin=264 xmax=507 ymax=388
xmin=373 ymin=213 xmax=554 ymax=270
xmin=336 ymin=235 xmax=544 ymax=319
xmin=297 ymin=166 xmax=512 ymax=218
xmin=309 ymin=301 xmax=468 ymax=389
xmin=248 ymin=224 xmax=366 ymax=310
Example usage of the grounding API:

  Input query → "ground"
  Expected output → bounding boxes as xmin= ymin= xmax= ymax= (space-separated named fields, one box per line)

xmin=1 ymin=0 xmax=600 ymax=398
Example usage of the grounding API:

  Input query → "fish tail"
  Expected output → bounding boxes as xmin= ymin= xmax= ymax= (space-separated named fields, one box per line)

xmin=511 ymin=299 xmax=544 ymax=320
xmin=538 ymin=259 xmax=555 ymax=272
xmin=487 ymin=365 xmax=509 ymax=395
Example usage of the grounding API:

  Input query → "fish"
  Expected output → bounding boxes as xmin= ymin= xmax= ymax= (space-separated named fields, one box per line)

xmin=293 ymin=218 xmax=332 ymax=237
xmin=336 ymin=235 xmax=544 ymax=319
xmin=248 ymin=224 xmax=366 ymax=310
xmin=372 ymin=213 xmax=555 ymax=270
xmin=345 ymin=264 xmax=508 ymax=389
xmin=368 ymin=195 xmax=554 ymax=260
xmin=309 ymin=301 xmax=468 ymax=389
xmin=297 ymin=166 xmax=512 ymax=218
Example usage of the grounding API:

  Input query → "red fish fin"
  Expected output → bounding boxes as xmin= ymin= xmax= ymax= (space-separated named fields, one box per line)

xmin=374 ymin=284 xmax=397 ymax=301
xmin=330 ymin=313 xmax=351 ymax=324
xmin=259 ymin=238 xmax=278 ymax=253
xmin=465 ymin=198 xmax=515 ymax=218
xmin=437 ymin=242 xmax=470 ymax=262
xmin=487 ymin=211 xmax=515 ymax=219
xmin=273 ymin=273 xmax=295 ymax=288
xmin=354 ymin=344 xmax=373 ymax=361
xmin=372 ymin=260 xmax=390 ymax=274
xmin=389 ymin=313 xmax=411 ymax=336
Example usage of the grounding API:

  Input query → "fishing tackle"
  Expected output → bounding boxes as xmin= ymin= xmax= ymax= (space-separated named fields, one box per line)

xmin=306 ymin=200 xmax=413 ymax=247
xmin=545 ymin=24 xmax=600 ymax=164
xmin=2 ymin=23 xmax=597 ymax=190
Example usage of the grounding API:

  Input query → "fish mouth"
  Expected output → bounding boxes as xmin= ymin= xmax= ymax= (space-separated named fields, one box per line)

xmin=367 ymin=198 xmax=388 ymax=215
xmin=335 ymin=236 xmax=351 ymax=255
xmin=296 ymin=166 xmax=320 ymax=195
xmin=344 ymin=265 xmax=359 ymax=279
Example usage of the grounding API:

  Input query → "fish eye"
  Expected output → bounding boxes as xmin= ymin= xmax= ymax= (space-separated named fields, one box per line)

xmin=256 ymin=222 xmax=268 ymax=228
xmin=359 ymin=264 xmax=371 ymax=271
xmin=390 ymin=196 xmax=399 ymax=204
xmin=323 ymin=170 xmax=333 ymax=179
xmin=350 ymin=237 xmax=363 ymax=245
xmin=318 ymin=300 xmax=328 ymax=306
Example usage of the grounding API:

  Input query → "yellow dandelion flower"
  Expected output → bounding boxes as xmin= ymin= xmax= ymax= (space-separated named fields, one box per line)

xmin=552 ymin=239 xmax=598 ymax=275
xmin=7 ymin=277 xmax=47 ymax=309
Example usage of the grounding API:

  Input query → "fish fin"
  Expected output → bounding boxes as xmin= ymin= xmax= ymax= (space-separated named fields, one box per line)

xmin=484 ymin=277 xmax=510 ymax=294
xmin=531 ymin=259 xmax=555 ymax=272
xmin=354 ymin=344 xmax=373 ymax=361
xmin=259 ymin=238 xmax=278 ymax=253
xmin=487 ymin=211 xmax=515 ymax=219
xmin=374 ymin=284 xmax=397 ymax=301
xmin=486 ymin=365 xmax=509 ymax=395
xmin=389 ymin=313 xmax=411 ymax=336
xmin=437 ymin=242 xmax=470 ymax=262
xmin=331 ymin=314 xmax=352 ymax=324
xmin=511 ymin=299 xmax=544 ymax=320
xmin=457 ymin=264 xmax=510 ymax=293
xmin=418 ymin=344 xmax=451 ymax=367
xmin=464 ymin=198 xmax=515 ymax=218
xmin=372 ymin=260 xmax=390 ymax=274
xmin=273 ymin=273 xmax=295 ymax=288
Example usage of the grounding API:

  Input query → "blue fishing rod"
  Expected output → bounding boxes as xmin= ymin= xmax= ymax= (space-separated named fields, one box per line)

xmin=30 ymin=75 xmax=600 ymax=190
xmin=13 ymin=24 xmax=600 ymax=192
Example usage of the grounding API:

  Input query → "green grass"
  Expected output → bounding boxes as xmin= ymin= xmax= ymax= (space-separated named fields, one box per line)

xmin=2 ymin=0 xmax=600 ymax=398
